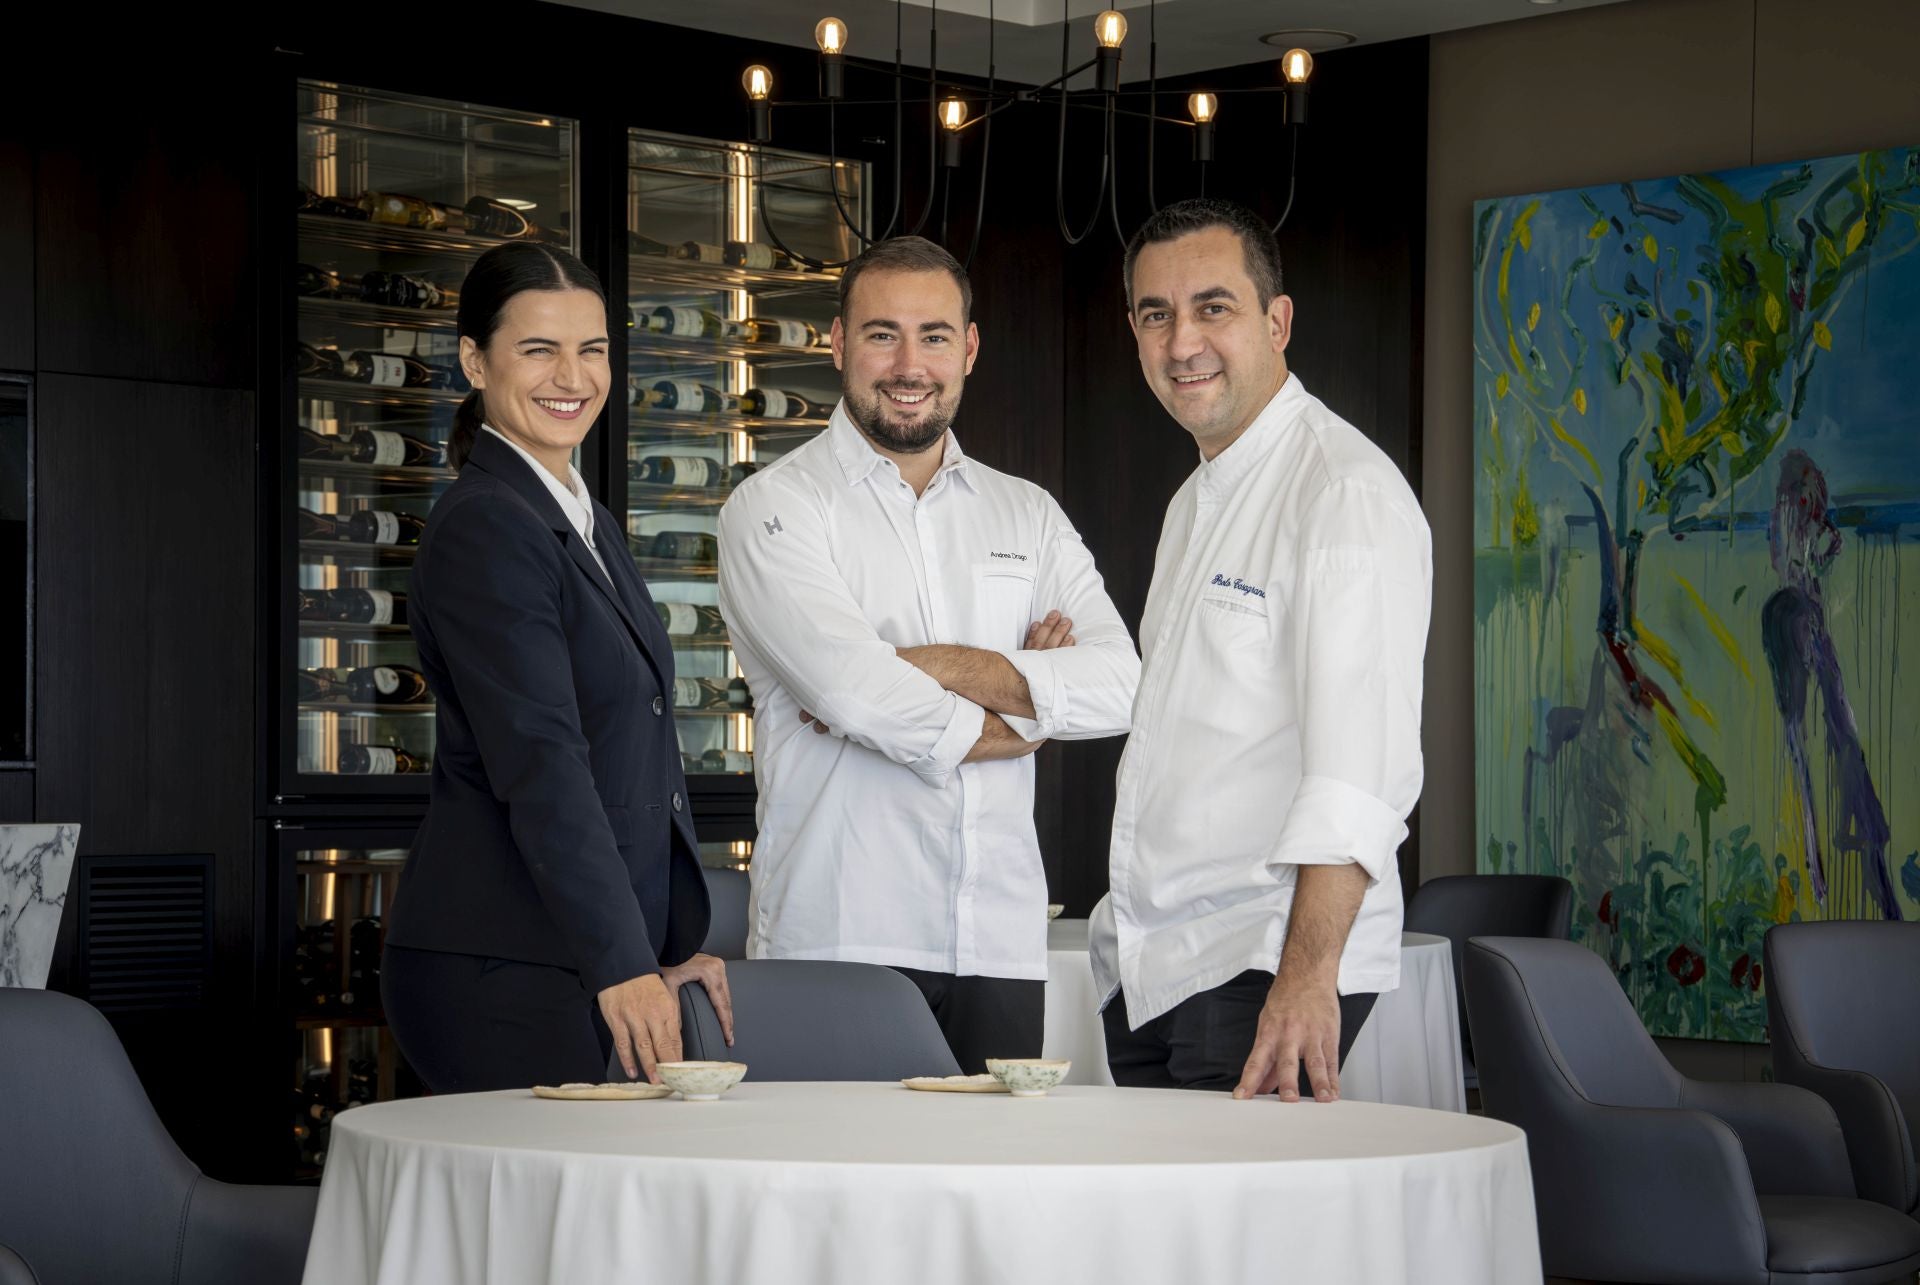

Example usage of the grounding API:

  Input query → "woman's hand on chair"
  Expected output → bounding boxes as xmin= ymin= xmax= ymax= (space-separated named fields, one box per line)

xmin=598 ymin=972 xmax=682 ymax=1083
xmin=660 ymin=953 xmax=735 ymax=1047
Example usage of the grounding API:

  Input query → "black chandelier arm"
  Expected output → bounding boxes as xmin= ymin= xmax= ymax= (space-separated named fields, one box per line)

xmin=1270 ymin=126 xmax=1300 ymax=234
xmin=755 ymin=149 xmax=857 ymax=271
xmin=903 ymin=0 xmax=943 ymax=238
xmin=1144 ymin=0 xmax=1159 ymax=215
xmin=1055 ymin=93 xmax=1112 ymax=246
xmin=826 ymin=102 xmax=878 ymax=247
xmin=1108 ymin=96 xmax=1129 ymax=248
xmin=957 ymin=0 xmax=995 ymax=272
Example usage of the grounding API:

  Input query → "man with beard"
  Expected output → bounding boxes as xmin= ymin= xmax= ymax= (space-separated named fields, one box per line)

xmin=1093 ymin=198 xmax=1431 ymax=1102
xmin=716 ymin=237 xmax=1139 ymax=1071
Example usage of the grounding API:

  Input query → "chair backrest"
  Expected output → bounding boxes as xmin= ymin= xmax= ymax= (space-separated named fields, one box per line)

xmin=1766 ymin=921 xmax=1920 ymax=1106
xmin=1405 ymin=874 xmax=1573 ymax=1063
xmin=0 ymin=1243 xmax=42 ymax=1285
xmin=699 ymin=867 xmax=750 ymax=960
xmin=1462 ymin=936 xmax=1680 ymax=1116
xmin=676 ymin=960 xmax=961 ymax=1080
xmin=0 ymin=988 xmax=201 ymax=1285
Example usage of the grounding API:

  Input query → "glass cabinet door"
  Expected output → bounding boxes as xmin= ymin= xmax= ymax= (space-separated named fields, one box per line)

xmin=623 ymin=131 xmax=864 ymax=785
xmin=288 ymin=82 xmax=576 ymax=794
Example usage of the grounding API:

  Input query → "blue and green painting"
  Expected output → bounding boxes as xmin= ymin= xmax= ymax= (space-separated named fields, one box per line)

xmin=1472 ymin=147 xmax=1920 ymax=1041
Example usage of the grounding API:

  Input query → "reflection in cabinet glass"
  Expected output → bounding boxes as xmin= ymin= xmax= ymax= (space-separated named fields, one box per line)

xmin=291 ymin=81 xmax=576 ymax=786
xmin=625 ymin=130 xmax=865 ymax=781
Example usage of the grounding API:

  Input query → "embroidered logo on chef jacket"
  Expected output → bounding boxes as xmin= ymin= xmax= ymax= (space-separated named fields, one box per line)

xmin=1208 ymin=573 xmax=1266 ymax=598
xmin=763 ymin=515 xmax=785 ymax=536
xmin=988 ymin=550 xmax=1029 ymax=562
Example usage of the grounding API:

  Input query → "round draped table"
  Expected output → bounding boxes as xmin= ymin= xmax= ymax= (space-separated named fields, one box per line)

xmin=301 ymin=1083 xmax=1538 ymax=1285
xmin=1043 ymin=923 xmax=1467 ymax=1112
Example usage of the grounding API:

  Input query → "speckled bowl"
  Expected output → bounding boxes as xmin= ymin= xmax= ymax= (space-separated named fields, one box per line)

xmin=656 ymin=1060 xmax=748 ymax=1101
xmin=985 ymin=1058 xmax=1071 ymax=1097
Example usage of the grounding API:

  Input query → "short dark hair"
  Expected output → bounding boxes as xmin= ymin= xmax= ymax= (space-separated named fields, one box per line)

xmin=1122 ymin=198 xmax=1283 ymax=310
xmin=838 ymin=236 xmax=972 ymax=325
xmin=449 ymin=242 xmax=607 ymax=469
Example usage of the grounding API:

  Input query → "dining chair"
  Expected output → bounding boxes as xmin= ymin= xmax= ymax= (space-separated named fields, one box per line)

xmin=0 ymin=988 xmax=317 ymax=1285
xmin=1766 ymin=921 xmax=1920 ymax=1218
xmin=672 ymin=959 xmax=962 ymax=1080
xmin=1463 ymin=936 xmax=1920 ymax=1284
xmin=699 ymin=866 xmax=751 ymax=959
xmin=0 ymin=1243 xmax=40 ymax=1285
xmin=1404 ymin=873 xmax=1572 ymax=1085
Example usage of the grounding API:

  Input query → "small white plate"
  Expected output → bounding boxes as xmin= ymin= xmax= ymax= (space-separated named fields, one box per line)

xmin=902 ymin=1074 xmax=1010 ymax=1094
xmin=533 ymin=1082 xmax=673 ymax=1101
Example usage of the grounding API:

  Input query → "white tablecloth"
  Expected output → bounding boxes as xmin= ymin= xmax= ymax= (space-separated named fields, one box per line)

xmin=1044 ymin=923 xmax=1467 ymax=1112
xmin=303 ymin=1083 xmax=1538 ymax=1285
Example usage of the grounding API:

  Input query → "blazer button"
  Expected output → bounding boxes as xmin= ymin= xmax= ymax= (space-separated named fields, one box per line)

xmin=652 ymin=695 xmax=665 ymax=716
xmin=671 ymin=792 xmax=684 ymax=813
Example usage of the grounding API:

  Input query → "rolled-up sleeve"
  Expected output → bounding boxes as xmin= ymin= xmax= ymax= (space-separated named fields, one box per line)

xmin=1268 ymin=480 xmax=1432 ymax=884
xmin=1001 ymin=496 xmax=1141 ymax=742
xmin=718 ymin=477 xmax=985 ymax=789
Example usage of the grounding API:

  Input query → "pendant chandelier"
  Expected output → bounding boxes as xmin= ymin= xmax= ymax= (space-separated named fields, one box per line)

xmin=738 ymin=0 xmax=1316 ymax=270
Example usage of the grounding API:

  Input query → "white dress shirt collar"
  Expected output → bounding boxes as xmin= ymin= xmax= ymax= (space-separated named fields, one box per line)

xmin=481 ymin=425 xmax=609 ymax=579
xmin=827 ymin=399 xmax=975 ymax=494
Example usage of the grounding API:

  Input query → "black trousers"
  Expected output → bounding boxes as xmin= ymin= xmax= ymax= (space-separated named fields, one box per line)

xmin=891 ymin=967 xmax=1045 ymax=1075
xmin=1104 ymin=970 xmax=1378 ymax=1096
xmin=383 ymin=943 xmax=615 ymax=1093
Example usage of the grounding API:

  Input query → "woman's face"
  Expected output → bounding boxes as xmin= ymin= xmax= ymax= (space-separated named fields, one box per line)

xmin=461 ymin=287 xmax=610 ymax=462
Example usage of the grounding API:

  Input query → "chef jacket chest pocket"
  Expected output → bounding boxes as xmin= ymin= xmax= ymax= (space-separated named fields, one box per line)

xmin=972 ymin=561 xmax=1038 ymax=649
xmin=1195 ymin=587 xmax=1271 ymax=655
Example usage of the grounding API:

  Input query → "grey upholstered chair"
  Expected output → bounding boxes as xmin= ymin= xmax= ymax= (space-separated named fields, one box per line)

xmin=674 ymin=959 xmax=961 ymax=1079
xmin=1766 ymin=921 xmax=1920 ymax=1217
xmin=699 ymin=866 xmax=751 ymax=959
xmin=0 ymin=988 xmax=317 ymax=1285
xmin=1405 ymin=873 xmax=1572 ymax=1083
xmin=0 ymin=1244 xmax=41 ymax=1285
xmin=1463 ymin=937 xmax=1920 ymax=1284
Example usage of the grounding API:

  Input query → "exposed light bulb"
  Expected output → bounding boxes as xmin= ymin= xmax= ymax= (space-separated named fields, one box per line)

xmin=814 ymin=17 xmax=847 ymax=55
xmin=1282 ymin=48 xmax=1314 ymax=84
xmin=1187 ymin=92 xmax=1218 ymax=125
xmin=1094 ymin=9 xmax=1128 ymax=49
xmin=940 ymin=97 xmax=969 ymax=131
xmin=742 ymin=65 xmax=774 ymax=101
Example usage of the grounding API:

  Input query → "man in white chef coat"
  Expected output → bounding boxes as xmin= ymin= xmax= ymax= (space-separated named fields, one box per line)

xmin=1092 ymin=198 xmax=1432 ymax=1101
xmin=718 ymin=237 xmax=1140 ymax=1072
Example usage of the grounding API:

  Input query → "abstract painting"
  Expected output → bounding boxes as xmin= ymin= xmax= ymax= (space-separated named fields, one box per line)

xmin=1472 ymin=147 xmax=1920 ymax=1041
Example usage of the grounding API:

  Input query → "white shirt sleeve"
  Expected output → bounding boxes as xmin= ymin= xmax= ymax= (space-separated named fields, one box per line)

xmin=1001 ymin=495 xmax=1141 ymax=742
xmin=718 ymin=479 xmax=986 ymax=789
xmin=1267 ymin=478 xmax=1432 ymax=884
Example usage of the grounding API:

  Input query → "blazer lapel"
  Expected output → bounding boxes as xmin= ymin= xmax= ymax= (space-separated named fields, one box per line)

xmin=465 ymin=432 xmax=662 ymax=678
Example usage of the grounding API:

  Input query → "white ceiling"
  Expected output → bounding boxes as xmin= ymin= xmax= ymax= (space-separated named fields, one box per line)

xmin=560 ymin=0 xmax=1634 ymax=84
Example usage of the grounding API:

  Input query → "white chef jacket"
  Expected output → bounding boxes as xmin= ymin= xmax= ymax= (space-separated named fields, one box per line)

xmin=480 ymin=425 xmax=609 ymax=582
xmin=718 ymin=403 xmax=1140 ymax=980
xmin=1091 ymin=375 xmax=1431 ymax=1028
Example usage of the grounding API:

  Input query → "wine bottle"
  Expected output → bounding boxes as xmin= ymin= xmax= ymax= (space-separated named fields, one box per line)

xmin=347 ymin=429 xmax=448 ymax=468
xmin=298 ymin=429 xmax=353 ymax=461
xmin=637 ymin=305 xmax=730 ymax=340
xmin=680 ymin=752 xmax=703 ymax=774
xmin=723 ymin=241 xmax=799 ymax=271
xmin=339 ymin=742 xmax=428 ymax=774
xmin=738 ymin=387 xmax=817 ymax=419
xmin=463 ymin=196 xmax=563 ymax=244
xmin=648 ymin=531 xmax=719 ymax=562
xmin=332 ymin=507 xmax=430 ymax=545
xmin=653 ymin=600 xmax=728 ymax=640
xmin=346 ymin=665 xmax=431 ymax=705
xmin=672 ymin=676 xmax=752 ymax=711
xmin=295 ymin=264 xmax=354 ymax=298
xmin=701 ymin=748 xmax=754 ymax=771
xmin=359 ymin=271 xmax=458 ymax=310
xmin=739 ymin=316 xmax=822 ymax=348
xmin=673 ymin=241 xmax=726 ymax=263
xmin=627 ymin=230 xmax=673 ymax=257
xmin=297 ymin=343 xmax=344 ymax=380
xmin=341 ymin=351 xmax=455 ymax=390
xmin=298 ymin=587 xmax=407 ymax=627
xmin=298 ymin=184 xmax=367 ymax=221
xmin=347 ymin=916 xmax=382 ymax=1009
xmin=297 ymin=669 xmax=353 ymax=703
xmin=629 ymin=454 xmax=726 ymax=488
xmin=646 ymin=379 xmax=731 ymax=415
xmin=299 ymin=508 xmax=343 ymax=541
xmin=359 ymin=191 xmax=448 ymax=229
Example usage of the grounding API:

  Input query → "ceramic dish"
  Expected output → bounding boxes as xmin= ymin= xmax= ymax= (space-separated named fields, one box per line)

xmin=901 ymin=1074 xmax=1011 ymax=1093
xmin=985 ymin=1058 xmax=1072 ymax=1097
xmin=532 ymin=1082 xmax=673 ymax=1101
xmin=656 ymin=1060 xmax=749 ymax=1100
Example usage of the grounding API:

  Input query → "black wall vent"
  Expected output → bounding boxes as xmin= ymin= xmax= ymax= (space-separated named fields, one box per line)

xmin=74 ymin=854 xmax=212 ymax=1013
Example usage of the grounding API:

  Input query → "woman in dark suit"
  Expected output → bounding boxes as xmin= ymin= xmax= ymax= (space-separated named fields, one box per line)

xmin=383 ymin=242 xmax=732 ymax=1091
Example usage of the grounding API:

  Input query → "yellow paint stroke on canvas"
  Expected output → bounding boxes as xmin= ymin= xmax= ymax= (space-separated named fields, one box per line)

xmin=1548 ymin=417 xmax=1603 ymax=485
xmin=1673 ymin=572 xmax=1754 ymax=684
xmin=1636 ymin=618 xmax=1716 ymax=728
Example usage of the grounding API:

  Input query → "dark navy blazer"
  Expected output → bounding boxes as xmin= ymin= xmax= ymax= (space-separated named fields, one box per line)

xmin=387 ymin=429 xmax=709 ymax=993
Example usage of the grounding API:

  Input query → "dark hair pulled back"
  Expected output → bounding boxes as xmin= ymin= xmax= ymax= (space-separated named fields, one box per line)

xmin=449 ymin=242 xmax=607 ymax=469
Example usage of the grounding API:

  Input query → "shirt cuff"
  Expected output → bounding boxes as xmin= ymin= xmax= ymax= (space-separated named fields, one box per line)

xmin=1267 ymin=775 xmax=1409 ymax=885
xmin=907 ymin=694 xmax=987 ymax=789
xmin=1001 ymin=649 xmax=1063 ymax=742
